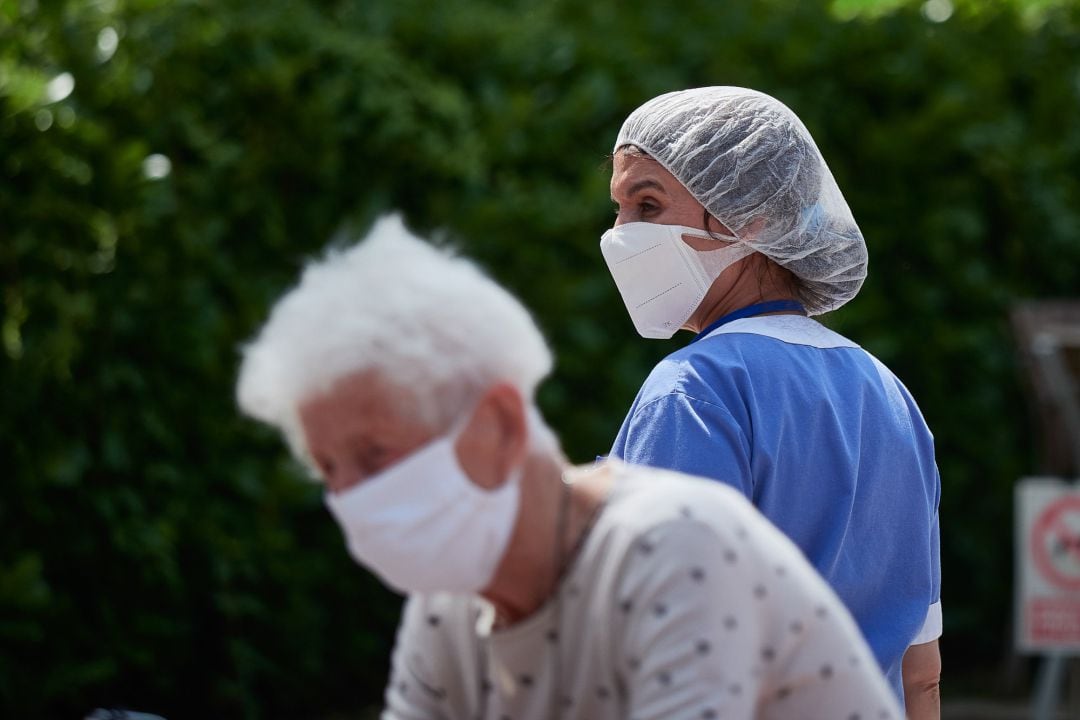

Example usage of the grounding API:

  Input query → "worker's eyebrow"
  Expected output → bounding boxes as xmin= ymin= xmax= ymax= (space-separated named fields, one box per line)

xmin=611 ymin=179 xmax=667 ymax=202
xmin=629 ymin=179 xmax=666 ymax=195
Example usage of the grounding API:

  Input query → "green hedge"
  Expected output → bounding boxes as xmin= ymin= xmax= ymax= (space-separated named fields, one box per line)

xmin=3 ymin=0 xmax=1079 ymax=715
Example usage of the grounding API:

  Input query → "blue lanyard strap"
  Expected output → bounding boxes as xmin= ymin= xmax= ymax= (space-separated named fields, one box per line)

xmin=691 ymin=300 xmax=806 ymax=343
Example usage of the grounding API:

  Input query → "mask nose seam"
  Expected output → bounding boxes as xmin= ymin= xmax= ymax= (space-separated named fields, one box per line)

xmin=610 ymin=241 xmax=663 ymax=265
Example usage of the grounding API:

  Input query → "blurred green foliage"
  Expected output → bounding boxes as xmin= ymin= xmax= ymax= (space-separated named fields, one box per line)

xmin=3 ymin=0 xmax=1080 ymax=715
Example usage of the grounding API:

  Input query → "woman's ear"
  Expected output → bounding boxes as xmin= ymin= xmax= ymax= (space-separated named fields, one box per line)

xmin=454 ymin=383 xmax=528 ymax=490
xmin=704 ymin=211 xmax=737 ymax=238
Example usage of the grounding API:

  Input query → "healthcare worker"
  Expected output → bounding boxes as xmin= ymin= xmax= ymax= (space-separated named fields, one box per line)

xmin=602 ymin=87 xmax=942 ymax=716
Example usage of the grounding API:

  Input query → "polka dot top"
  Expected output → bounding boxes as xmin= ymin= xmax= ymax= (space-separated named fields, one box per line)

xmin=382 ymin=461 xmax=901 ymax=720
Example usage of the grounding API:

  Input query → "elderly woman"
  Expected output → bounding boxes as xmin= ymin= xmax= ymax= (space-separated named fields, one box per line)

xmin=601 ymin=86 xmax=942 ymax=715
xmin=237 ymin=216 xmax=901 ymax=719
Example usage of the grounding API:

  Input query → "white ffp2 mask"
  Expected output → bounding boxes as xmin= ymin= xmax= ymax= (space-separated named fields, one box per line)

xmin=600 ymin=222 xmax=754 ymax=339
xmin=324 ymin=426 xmax=520 ymax=595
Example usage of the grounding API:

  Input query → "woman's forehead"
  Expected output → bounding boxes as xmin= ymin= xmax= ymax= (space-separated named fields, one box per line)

xmin=300 ymin=372 xmax=408 ymax=436
xmin=610 ymin=153 xmax=678 ymax=194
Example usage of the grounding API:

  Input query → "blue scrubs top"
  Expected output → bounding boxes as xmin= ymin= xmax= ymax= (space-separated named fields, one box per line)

xmin=610 ymin=309 xmax=942 ymax=702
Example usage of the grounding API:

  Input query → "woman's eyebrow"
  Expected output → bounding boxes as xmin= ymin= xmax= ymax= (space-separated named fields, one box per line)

xmin=611 ymin=178 xmax=667 ymax=202
xmin=629 ymin=179 xmax=666 ymax=195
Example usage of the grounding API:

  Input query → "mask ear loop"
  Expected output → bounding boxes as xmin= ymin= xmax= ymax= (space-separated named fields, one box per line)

xmin=697 ymin=244 xmax=756 ymax=278
xmin=676 ymin=227 xmax=757 ymax=280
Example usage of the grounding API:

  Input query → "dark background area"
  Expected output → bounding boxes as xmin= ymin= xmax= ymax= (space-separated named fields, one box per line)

xmin=3 ymin=0 xmax=1080 ymax=716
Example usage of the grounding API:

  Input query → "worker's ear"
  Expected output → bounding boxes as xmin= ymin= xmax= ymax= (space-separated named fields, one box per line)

xmin=454 ymin=383 xmax=528 ymax=490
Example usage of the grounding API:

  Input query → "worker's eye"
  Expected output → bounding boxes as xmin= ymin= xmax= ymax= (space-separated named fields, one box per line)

xmin=356 ymin=443 xmax=396 ymax=477
xmin=639 ymin=200 xmax=660 ymax=216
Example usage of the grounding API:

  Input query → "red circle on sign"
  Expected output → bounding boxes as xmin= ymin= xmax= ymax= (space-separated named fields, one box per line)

xmin=1032 ymin=495 xmax=1080 ymax=591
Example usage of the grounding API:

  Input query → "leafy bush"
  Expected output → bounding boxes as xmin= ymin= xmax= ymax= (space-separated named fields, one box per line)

xmin=3 ymin=0 xmax=1079 ymax=715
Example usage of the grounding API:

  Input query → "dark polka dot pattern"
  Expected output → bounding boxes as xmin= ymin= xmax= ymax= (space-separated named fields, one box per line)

xmin=382 ymin=477 xmax=902 ymax=720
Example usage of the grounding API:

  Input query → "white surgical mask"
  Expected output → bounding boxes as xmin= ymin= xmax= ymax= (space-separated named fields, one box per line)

xmin=600 ymin=222 xmax=754 ymax=339
xmin=324 ymin=423 xmax=521 ymax=595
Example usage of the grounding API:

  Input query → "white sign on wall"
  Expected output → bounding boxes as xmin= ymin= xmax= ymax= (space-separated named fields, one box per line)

xmin=1016 ymin=477 xmax=1080 ymax=652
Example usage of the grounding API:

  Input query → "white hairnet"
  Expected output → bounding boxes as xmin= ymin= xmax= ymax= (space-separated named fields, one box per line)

xmin=614 ymin=86 xmax=867 ymax=314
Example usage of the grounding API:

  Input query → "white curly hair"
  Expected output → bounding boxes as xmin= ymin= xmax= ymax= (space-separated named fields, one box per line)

xmin=236 ymin=214 xmax=554 ymax=467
